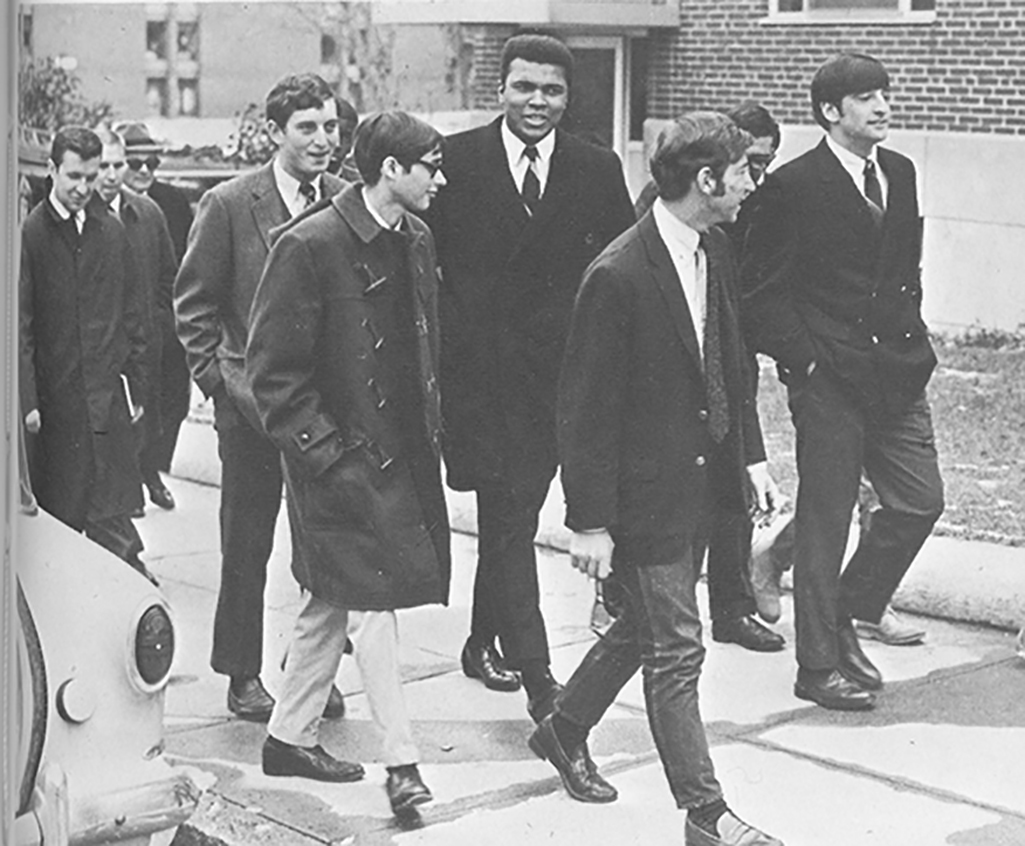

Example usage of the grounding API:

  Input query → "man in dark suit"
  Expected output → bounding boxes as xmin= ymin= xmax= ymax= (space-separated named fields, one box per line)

xmin=428 ymin=33 xmax=635 ymax=717
xmin=531 ymin=112 xmax=783 ymax=846
xmin=175 ymin=73 xmax=349 ymax=721
xmin=120 ymin=121 xmax=196 ymax=508
xmin=247 ymin=111 xmax=450 ymax=815
xmin=95 ymin=127 xmax=179 ymax=520
xmin=20 ymin=126 xmax=152 ymax=579
xmin=742 ymin=53 xmax=944 ymax=711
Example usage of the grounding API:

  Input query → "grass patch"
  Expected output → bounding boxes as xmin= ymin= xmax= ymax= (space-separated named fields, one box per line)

xmin=757 ymin=338 xmax=1025 ymax=546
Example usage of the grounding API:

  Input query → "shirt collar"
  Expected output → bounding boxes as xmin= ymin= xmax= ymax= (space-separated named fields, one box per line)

xmin=48 ymin=189 xmax=82 ymax=222
xmin=106 ymin=192 xmax=122 ymax=216
xmin=826 ymin=134 xmax=879 ymax=175
xmin=273 ymin=157 xmax=322 ymax=206
xmin=652 ymin=198 xmax=701 ymax=256
xmin=361 ymin=186 xmax=403 ymax=232
xmin=501 ymin=119 xmax=556 ymax=169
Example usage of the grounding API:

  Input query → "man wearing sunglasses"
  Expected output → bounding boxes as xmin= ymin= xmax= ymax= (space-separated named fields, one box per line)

xmin=175 ymin=73 xmax=350 ymax=724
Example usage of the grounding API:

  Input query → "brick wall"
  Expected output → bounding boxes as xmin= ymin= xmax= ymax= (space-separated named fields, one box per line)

xmin=466 ymin=25 xmax=515 ymax=109
xmin=647 ymin=0 xmax=1025 ymax=135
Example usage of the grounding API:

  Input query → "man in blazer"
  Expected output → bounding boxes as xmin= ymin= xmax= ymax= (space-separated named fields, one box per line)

xmin=428 ymin=33 xmax=635 ymax=716
xmin=175 ymin=73 xmax=349 ymax=721
xmin=742 ymin=53 xmax=944 ymax=711
xmin=531 ymin=113 xmax=783 ymax=846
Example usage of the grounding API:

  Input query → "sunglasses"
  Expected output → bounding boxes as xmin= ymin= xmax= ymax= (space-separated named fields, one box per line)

xmin=414 ymin=158 xmax=443 ymax=178
xmin=127 ymin=155 xmax=161 ymax=171
xmin=747 ymin=153 xmax=776 ymax=173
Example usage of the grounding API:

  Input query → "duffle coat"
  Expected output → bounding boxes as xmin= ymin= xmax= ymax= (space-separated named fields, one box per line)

xmin=246 ymin=184 xmax=450 ymax=611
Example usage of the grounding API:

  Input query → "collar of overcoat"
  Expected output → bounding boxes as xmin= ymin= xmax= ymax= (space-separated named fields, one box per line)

xmin=249 ymin=162 xmax=289 ymax=253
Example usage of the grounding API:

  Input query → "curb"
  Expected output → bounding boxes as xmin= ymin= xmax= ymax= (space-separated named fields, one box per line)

xmin=170 ymin=417 xmax=1023 ymax=633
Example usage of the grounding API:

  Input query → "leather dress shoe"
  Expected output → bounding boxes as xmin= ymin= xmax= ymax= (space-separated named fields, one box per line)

xmin=147 ymin=480 xmax=176 ymax=510
xmin=528 ymin=715 xmax=618 ymax=803
xmin=712 ymin=615 xmax=785 ymax=652
xmin=323 ymin=685 xmax=346 ymax=719
xmin=837 ymin=619 xmax=883 ymax=690
xmin=385 ymin=764 xmax=433 ymax=813
xmin=461 ymin=640 xmax=521 ymax=691
xmin=227 ymin=676 xmax=275 ymax=722
xmin=527 ymin=679 xmax=564 ymax=724
xmin=794 ymin=667 xmax=875 ymax=711
xmin=685 ymin=811 xmax=784 ymax=846
xmin=262 ymin=736 xmax=364 ymax=782
xmin=855 ymin=607 xmax=926 ymax=646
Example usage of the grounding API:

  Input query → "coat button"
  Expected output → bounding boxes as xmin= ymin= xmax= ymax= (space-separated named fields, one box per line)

xmin=299 ymin=432 xmax=311 ymax=443
xmin=698 ymin=409 xmax=709 ymax=421
xmin=695 ymin=456 xmax=706 ymax=467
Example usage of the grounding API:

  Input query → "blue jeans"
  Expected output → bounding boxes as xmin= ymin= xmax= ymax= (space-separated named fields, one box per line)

xmin=554 ymin=542 xmax=723 ymax=810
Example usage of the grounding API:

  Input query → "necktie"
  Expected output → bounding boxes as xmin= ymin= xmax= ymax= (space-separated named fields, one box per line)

xmin=700 ymin=237 xmax=730 ymax=443
xmin=106 ymin=200 xmax=120 ymax=221
xmin=299 ymin=181 xmax=317 ymax=210
xmin=521 ymin=146 xmax=541 ymax=214
xmin=863 ymin=159 xmax=884 ymax=223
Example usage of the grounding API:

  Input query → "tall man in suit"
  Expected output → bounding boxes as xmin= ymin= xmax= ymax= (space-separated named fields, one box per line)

xmin=428 ymin=33 xmax=635 ymax=717
xmin=532 ymin=112 xmax=783 ymax=846
xmin=175 ymin=74 xmax=349 ymax=721
xmin=742 ymin=53 xmax=944 ymax=711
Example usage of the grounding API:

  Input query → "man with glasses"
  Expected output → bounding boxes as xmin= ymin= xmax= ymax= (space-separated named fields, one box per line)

xmin=246 ymin=112 xmax=449 ymax=815
xmin=175 ymin=74 xmax=349 ymax=723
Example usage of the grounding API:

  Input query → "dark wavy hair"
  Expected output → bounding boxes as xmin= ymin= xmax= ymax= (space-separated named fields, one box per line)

xmin=265 ymin=73 xmax=337 ymax=130
xmin=353 ymin=111 xmax=443 ymax=186
xmin=650 ymin=111 xmax=752 ymax=202
xmin=727 ymin=101 xmax=780 ymax=149
xmin=811 ymin=53 xmax=890 ymax=130
xmin=50 ymin=125 xmax=102 ymax=166
xmin=500 ymin=32 xmax=574 ymax=88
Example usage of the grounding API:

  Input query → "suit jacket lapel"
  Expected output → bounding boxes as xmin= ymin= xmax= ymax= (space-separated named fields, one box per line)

xmin=638 ymin=212 xmax=702 ymax=368
xmin=250 ymin=163 xmax=287 ymax=252
xmin=813 ymin=140 xmax=879 ymax=243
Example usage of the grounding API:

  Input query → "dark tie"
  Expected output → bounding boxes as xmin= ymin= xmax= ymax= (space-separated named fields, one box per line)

xmin=863 ymin=159 xmax=884 ymax=224
xmin=299 ymin=181 xmax=317 ymax=210
xmin=700 ymin=237 xmax=730 ymax=443
xmin=521 ymin=146 xmax=541 ymax=214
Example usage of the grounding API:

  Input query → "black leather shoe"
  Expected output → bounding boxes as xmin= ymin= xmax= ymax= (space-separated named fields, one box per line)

xmin=386 ymin=764 xmax=433 ymax=813
xmin=711 ymin=615 xmax=786 ymax=652
xmin=147 ymin=481 xmax=176 ymax=510
xmin=838 ymin=618 xmax=883 ymax=690
xmin=323 ymin=684 xmax=346 ymax=719
xmin=528 ymin=715 xmax=618 ymax=803
xmin=262 ymin=736 xmax=364 ymax=782
xmin=794 ymin=667 xmax=875 ymax=711
xmin=227 ymin=676 xmax=275 ymax=722
xmin=461 ymin=639 xmax=521 ymax=692
xmin=527 ymin=679 xmax=564 ymax=724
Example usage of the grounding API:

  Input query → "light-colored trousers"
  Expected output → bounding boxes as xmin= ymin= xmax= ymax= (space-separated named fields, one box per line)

xmin=268 ymin=592 xmax=419 ymax=767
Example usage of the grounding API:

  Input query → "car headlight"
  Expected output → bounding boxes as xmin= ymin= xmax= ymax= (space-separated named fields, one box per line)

xmin=132 ymin=604 xmax=175 ymax=689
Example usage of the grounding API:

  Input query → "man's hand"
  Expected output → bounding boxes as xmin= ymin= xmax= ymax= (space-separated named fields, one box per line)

xmin=569 ymin=529 xmax=614 ymax=580
xmin=25 ymin=409 xmax=41 ymax=434
xmin=747 ymin=461 xmax=779 ymax=518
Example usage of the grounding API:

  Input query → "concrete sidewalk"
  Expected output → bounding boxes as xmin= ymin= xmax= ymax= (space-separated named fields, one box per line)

xmin=135 ymin=474 xmax=1025 ymax=846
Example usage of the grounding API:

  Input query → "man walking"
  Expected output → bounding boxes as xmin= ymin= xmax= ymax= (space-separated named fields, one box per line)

xmin=428 ymin=32 xmax=635 ymax=717
xmin=533 ymin=112 xmax=783 ymax=846
xmin=742 ymin=53 xmax=944 ymax=711
xmin=20 ymin=126 xmax=151 ymax=579
xmin=246 ymin=112 xmax=450 ymax=815
xmin=175 ymin=73 xmax=348 ymax=721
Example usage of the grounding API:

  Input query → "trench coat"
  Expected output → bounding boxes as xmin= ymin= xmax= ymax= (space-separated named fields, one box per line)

xmin=20 ymin=197 xmax=149 ymax=527
xmin=246 ymin=184 xmax=450 ymax=611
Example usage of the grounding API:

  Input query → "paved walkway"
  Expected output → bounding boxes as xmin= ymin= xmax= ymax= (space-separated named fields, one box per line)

xmin=133 ymin=476 xmax=1025 ymax=846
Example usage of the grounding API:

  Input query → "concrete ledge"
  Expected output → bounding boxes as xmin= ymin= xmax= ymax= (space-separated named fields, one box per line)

xmin=170 ymin=417 xmax=1022 ymax=633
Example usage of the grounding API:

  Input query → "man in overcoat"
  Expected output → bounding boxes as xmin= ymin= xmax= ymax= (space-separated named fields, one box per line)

xmin=742 ymin=53 xmax=944 ymax=711
xmin=427 ymin=32 xmax=635 ymax=716
xmin=95 ymin=127 xmax=179 ymax=517
xmin=246 ymin=112 xmax=450 ymax=814
xmin=532 ymin=113 xmax=783 ymax=846
xmin=20 ymin=125 xmax=151 ymax=575
xmin=175 ymin=73 xmax=348 ymax=720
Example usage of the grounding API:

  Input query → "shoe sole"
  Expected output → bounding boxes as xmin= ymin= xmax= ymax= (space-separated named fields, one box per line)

xmin=710 ymin=634 xmax=785 ymax=653
xmin=855 ymin=627 xmax=925 ymax=646
xmin=794 ymin=684 xmax=875 ymax=711
xmin=391 ymin=791 xmax=433 ymax=813
xmin=228 ymin=707 xmax=273 ymax=723
xmin=528 ymin=733 xmax=618 ymax=804
xmin=263 ymin=760 xmax=364 ymax=782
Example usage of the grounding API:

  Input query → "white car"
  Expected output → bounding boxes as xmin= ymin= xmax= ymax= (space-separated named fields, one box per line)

xmin=13 ymin=440 xmax=200 ymax=846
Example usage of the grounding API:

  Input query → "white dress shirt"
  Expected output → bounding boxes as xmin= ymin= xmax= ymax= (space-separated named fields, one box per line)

xmin=49 ymin=190 xmax=86 ymax=233
xmin=273 ymin=158 xmax=323 ymax=219
xmin=652 ymin=199 xmax=707 ymax=359
xmin=826 ymin=134 xmax=888 ymax=208
xmin=501 ymin=119 xmax=555 ymax=198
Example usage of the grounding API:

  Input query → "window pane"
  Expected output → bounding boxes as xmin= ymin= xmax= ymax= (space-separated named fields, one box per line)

xmin=146 ymin=20 xmax=167 ymax=60
xmin=146 ymin=78 xmax=169 ymax=117
xmin=911 ymin=0 xmax=935 ymax=9
xmin=809 ymin=0 xmax=899 ymax=8
xmin=778 ymin=0 xmax=804 ymax=10
xmin=177 ymin=21 xmax=199 ymax=62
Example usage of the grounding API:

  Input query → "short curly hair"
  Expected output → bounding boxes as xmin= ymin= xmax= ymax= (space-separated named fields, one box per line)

xmin=650 ymin=111 xmax=752 ymax=202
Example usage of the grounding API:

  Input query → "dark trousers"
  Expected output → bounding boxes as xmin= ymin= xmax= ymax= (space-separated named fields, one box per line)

xmin=705 ymin=509 xmax=756 ymax=621
xmin=788 ymin=372 xmax=944 ymax=670
xmin=555 ymin=542 xmax=722 ymax=810
xmin=210 ymin=411 xmax=284 ymax=679
xmin=468 ymin=454 xmax=556 ymax=669
xmin=142 ymin=335 xmax=192 ymax=476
